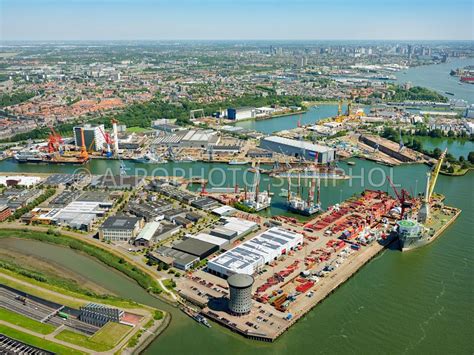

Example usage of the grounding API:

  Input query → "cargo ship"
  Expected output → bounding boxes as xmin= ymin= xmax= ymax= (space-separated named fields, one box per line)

xmin=132 ymin=152 xmax=167 ymax=164
xmin=14 ymin=126 xmax=90 ymax=165
xmin=14 ymin=150 xmax=45 ymax=163
xmin=228 ymin=160 xmax=249 ymax=165
xmin=397 ymin=206 xmax=461 ymax=251
xmin=14 ymin=150 xmax=89 ymax=164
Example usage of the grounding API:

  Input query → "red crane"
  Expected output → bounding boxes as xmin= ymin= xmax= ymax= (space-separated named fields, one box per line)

xmin=47 ymin=126 xmax=63 ymax=153
xmin=386 ymin=176 xmax=412 ymax=219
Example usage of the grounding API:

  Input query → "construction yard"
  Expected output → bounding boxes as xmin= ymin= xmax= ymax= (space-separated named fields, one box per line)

xmin=176 ymin=190 xmax=399 ymax=341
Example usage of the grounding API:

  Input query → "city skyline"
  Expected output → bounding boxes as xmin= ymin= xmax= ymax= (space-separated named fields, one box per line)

xmin=1 ymin=0 xmax=473 ymax=41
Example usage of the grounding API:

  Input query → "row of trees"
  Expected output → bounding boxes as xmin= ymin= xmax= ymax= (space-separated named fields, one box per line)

xmin=386 ymin=85 xmax=448 ymax=103
xmin=381 ymin=126 xmax=473 ymax=167
xmin=0 ymin=91 xmax=36 ymax=108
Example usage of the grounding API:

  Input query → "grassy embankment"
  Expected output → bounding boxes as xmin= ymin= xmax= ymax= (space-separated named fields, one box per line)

xmin=0 ymin=324 xmax=86 ymax=355
xmin=0 ymin=229 xmax=162 ymax=296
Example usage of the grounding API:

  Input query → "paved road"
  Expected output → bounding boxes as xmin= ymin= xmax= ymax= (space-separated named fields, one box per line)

xmin=0 ymin=272 xmax=155 ymax=354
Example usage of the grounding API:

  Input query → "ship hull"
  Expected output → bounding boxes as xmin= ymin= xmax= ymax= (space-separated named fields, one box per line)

xmin=288 ymin=205 xmax=320 ymax=216
xmin=399 ymin=235 xmax=430 ymax=251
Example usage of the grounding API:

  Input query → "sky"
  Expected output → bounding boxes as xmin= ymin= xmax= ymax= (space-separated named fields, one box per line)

xmin=1 ymin=0 xmax=473 ymax=41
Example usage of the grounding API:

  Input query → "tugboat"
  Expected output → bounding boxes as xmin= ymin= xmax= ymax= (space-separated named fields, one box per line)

xmin=180 ymin=306 xmax=211 ymax=328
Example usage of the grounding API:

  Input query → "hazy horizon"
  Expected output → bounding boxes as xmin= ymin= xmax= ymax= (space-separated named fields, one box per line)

xmin=1 ymin=0 xmax=473 ymax=41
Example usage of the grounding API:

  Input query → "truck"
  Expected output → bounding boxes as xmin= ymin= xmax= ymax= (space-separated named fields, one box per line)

xmin=58 ymin=312 xmax=69 ymax=320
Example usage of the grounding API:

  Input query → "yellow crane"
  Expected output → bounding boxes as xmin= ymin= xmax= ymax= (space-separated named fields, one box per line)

xmin=427 ymin=148 xmax=447 ymax=201
xmin=418 ymin=148 xmax=447 ymax=223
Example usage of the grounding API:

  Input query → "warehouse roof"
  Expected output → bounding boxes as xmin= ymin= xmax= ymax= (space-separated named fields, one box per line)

xmin=135 ymin=221 xmax=161 ymax=242
xmin=208 ymin=227 xmax=303 ymax=275
xmin=262 ymin=136 xmax=333 ymax=153
xmin=188 ymin=233 xmax=228 ymax=247
xmin=172 ymin=238 xmax=218 ymax=257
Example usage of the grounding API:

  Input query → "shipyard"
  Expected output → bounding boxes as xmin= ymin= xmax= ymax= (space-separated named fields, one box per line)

xmin=0 ymin=15 xmax=472 ymax=353
xmin=0 ymin=132 xmax=461 ymax=344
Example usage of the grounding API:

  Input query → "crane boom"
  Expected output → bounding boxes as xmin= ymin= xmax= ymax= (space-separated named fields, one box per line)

xmin=427 ymin=148 xmax=447 ymax=201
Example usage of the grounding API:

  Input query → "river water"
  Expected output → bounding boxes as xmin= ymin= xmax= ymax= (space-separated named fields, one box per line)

xmin=232 ymin=58 xmax=474 ymax=137
xmin=0 ymin=159 xmax=472 ymax=354
xmin=411 ymin=136 xmax=473 ymax=159
xmin=395 ymin=58 xmax=474 ymax=104
xmin=234 ymin=104 xmax=344 ymax=134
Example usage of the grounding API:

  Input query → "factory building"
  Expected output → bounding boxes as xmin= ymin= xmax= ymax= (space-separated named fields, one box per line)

xmin=73 ymin=124 xmax=106 ymax=152
xmin=260 ymin=136 xmax=336 ymax=163
xmin=207 ymin=227 xmax=303 ymax=278
xmin=47 ymin=200 xmax=110 ymax=231
xmin=152 ymin=129 xmax=219 ymax=149
xmin=148 ymin=247 xmax=199 ymax=271
xmin=227 ymin=274 xmax=254 ymax=315
xmin=172 ymin=238 xmax=219 ymax=260
xmin=188 ymin=233 xmax=229 ymax=248
xmin=227 ymin=107 xmax=256 ymax=121
xmin=132 ymin=221 xmax=161 ymax=247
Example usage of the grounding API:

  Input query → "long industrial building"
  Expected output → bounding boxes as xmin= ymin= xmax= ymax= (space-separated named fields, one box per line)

xmin=152 ymin=129 xmax=220 ymax=149
xmin=207 ymin=227 xmax=303 ymax=278
xmin=260 ymin=136 xmax=336 ymax=163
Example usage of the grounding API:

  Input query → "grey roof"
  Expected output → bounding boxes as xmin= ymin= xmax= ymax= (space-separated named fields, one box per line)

xmin=101 ymin=216 xmax=140 ymax=230
xmin=227 ymin=274 xmax=254 ymax=288
xmin=262 ymin=136 xmax=333 ymax=153
xmin=172 ymin=238 xmax=218 ymax=257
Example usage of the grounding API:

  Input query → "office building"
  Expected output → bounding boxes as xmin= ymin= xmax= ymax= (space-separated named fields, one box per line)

xmin=99 ymin=216 xmax=143 ymax=242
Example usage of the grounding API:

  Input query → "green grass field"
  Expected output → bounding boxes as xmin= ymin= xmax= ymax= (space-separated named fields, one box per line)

xmin=126 ymin=126 xmax=150 ymax=133
xmin=0 ymin=308 xmax=56 ymax=334
xmin=0 ymin=324 xmax=86 ymax=355
xmin=55 ymin=329 xmax=111 ymax=352
xmin=89 ymin=322 xmax=132 ymax=347
xmin=55 ymin=322 xmax=131 ymax=351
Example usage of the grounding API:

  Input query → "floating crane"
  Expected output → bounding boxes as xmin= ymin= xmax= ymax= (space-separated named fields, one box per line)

xmin=418 ymin=148 xmax=447 ymax=223
xmin=387 ymin=175 xmax=412 ymax=220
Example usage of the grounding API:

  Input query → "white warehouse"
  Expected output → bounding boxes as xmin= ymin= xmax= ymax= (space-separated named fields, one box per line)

xmin=207 ymin=227 xmax=303 ymax=278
